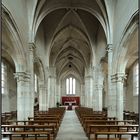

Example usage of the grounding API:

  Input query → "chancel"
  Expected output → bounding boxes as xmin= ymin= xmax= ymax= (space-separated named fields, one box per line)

xmin=1 ymin=0 xmax=139 ymax=140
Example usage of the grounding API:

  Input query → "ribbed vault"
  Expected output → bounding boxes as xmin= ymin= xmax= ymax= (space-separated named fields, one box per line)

xmin=34 ymin=0 xmax=107 ymax=81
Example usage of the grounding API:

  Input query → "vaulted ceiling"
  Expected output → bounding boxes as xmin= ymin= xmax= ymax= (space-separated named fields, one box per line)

xmin=34 ymin=0 xmax=108 ymax=80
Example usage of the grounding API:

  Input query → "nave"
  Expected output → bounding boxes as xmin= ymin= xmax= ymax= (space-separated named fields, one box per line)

xmin=1 ymin=0 xmax=139 ymax=140
xmin=56 ymin=110 xmax=88 ymax=140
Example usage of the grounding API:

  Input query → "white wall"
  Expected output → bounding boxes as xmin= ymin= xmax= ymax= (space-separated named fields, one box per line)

xmin=96 ymin=25 xmax=107 ymax=64
xmin=2 ymin=60 xmax=17 ymax=113
xmin=113 ymin=0 xmax=138 ymax=47
xmin=125 ymin=67 xmax=138 ymax=113
xmin=2 ymin=0 xmax=29 ymax=45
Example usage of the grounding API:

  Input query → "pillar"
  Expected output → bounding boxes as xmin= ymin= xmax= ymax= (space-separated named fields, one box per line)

xmin=39 ymin=82 xmax=48 ymax=111
xmin=14 ymin=72 xmax=31 ymax=121
xmin=92 ymin=67 xmax=96 ymax=110
xmin=48 ymin=76 xmax=56 ymax=108
xmin=48 ymin=67 xmax=56 ymax=108
xmin=81 ymin=83 xmax=84 ymax=106
xmin=112 ymin=73 xmax=126 ymax=120
xmin=80 ymin=83 xmax=85 ymax=106
xmin=85 ymin=75 xmax=93 ymax=108
xmin=48 ymin=76 xmax=51 ymax=109
xmin=106 ymin=44 xmax=116 ymax=117
xmin=56 ymin=81 xmax=61 ymax=105
xmin=29 ymin=43 xmax=36 ymax=117
xmin=95 ymin=85 xmax=103 ymax=111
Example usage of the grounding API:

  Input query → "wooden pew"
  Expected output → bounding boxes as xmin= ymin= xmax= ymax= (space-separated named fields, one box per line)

xmin=28 ymin=116 xmax=60 ymax=121
xmin=1 ymin=111 xmax=16 ymax=124
xmin=84 ymin=120 xmax=136 ymax=134
xmin=2 ymin=131 xmax=51 ymax=140
xmin=81 ymin=116 xmax=116 ymax=126
xmin=94 ymin=131 xmax=138 ymax=140
xmin=3 ymin=120 xmax=59 ymax=136
xmin=2 ymin=124 xmax=55 ymax=132
xmin=87 ymin=124 xmax=138 ymax=139
xmin=1 ymin=124 xmax=56 ymax=138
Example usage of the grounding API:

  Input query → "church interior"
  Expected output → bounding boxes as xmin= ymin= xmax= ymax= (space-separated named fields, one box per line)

xmin=1 ymin=0 xmax=139 ymax=140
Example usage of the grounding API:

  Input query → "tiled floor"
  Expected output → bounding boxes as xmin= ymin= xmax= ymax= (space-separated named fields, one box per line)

xmin=56 ymin=110 xmax=88 ymax=140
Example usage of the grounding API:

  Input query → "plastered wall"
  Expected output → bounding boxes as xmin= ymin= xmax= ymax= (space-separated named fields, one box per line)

xmin=125 ymin=67 xmax=138 ymax=113
xmin=2 ymin=61 xmax=17 ymax=113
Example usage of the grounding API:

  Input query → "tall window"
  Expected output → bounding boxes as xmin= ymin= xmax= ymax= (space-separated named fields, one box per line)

xmin=34 ymin=74 xmax=38 ymax=93
xmin=1 ymin=61 xmax=7 ymax=94
xmin=133 ymin=62 xmax=139 ymax=96
xmin=66 ymin=77 xmax=76 ymax=94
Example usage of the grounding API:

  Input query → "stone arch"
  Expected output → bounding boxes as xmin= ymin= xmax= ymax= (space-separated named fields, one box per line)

xmin=2 ymin=5 xmax=27 ymax=72
xmin=34 ymin=58 xmax=45 ymax=83
xmin=112 ymin=12 xmax=138 ymax=74
xmin=59 ymin=68 xmax=83 ymax=84
xmin=33 ymin=5 xmax=107 ymax=43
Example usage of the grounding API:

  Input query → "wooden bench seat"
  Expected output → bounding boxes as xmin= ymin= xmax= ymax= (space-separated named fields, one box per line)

xmin=81 ymin=117 xmax=116 ymax=126
xmin=87 ymin=124 xmax=138 ymax=139
xmin=2 ymin=124 xmax=57 ymax=138
xmin=2 ymin=131 xmax=51 ymax=140
xmin=93 ymin=131 xmax=138 ymax=140
xmin=84 ymin=120 xmax=136 ymax=132
xmin=28 ymin=117 xmax=60 ymax=124
xmin=4 ymin=120 xmax=60 ymax=135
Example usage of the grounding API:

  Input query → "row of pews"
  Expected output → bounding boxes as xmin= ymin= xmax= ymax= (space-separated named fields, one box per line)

xmin=1 ymin=107 xmax=66 ymax=140
xmin=123 ymin=110 xmax=139 ymax=123
xmin=75 ymin=107 xmax=139 ymax=140
xmin=2 ymin=111 xmax=17 ymax=124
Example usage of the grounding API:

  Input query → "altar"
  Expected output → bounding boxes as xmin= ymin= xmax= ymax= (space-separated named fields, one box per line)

xmin=62 ymin=96 xmax=80 ymax=105
xmin=64 ymin=101 xmax=76 ymax=105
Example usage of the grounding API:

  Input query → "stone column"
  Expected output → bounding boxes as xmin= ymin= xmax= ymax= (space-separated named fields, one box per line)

xmin=29 ymin=43 xmax=36 ymax=117
xmin=39 ymin=83 xmax=48 ymax=111
xmin=123 ymin=79 xmax=127 ymax=111
xmin=80 ymin=83 xmax=84 ymax=106
xmin=56 ymin=82 xmax=61 ymax=104
xmin=84 ymin=77 xmax=88 ymax=107
xmin=92 ymin=67 xmax=96 ymax=110
xmin=112 ymin=73 xmax=126 ymax=120
xmin=14 ymin=72 xmax=31 ymax=121
xmin=95 ymin=85 xmax=103 ymax=111
xmin=47 ymin=67 xmax=56 ymax=108
xmin=95 ymin=69 xmax=104 ymax=111
xmin=49 ymin=76 xmax=56 ymax=108
xmin=47 ymin=76 xmax=51 ymax=109
xmin=106 ymin=44 xmax=116 ymax=117
xmin=85 ymin=75 xmax=93 ymax=108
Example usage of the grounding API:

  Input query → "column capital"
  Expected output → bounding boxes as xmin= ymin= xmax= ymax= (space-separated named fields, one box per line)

xmin=111 ymin=73 xmax=127 ymax=83
xmin=106 ymin=44 xmax=113 ymax=52
xmin=14 ymin=72 xmax=30 ymax=82
xmin=29 ymin=43 xmax=36 ymax=52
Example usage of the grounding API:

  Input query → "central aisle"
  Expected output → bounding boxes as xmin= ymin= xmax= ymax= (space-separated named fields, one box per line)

xmin=56 ymin=110 xmax=88 ymax=140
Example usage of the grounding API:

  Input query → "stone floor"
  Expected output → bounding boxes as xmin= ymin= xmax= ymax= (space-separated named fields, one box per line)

xmin=55 ymin=110 xmax=138 ymax=140
xmin=56 ymin=110 xmax=88 ymax=140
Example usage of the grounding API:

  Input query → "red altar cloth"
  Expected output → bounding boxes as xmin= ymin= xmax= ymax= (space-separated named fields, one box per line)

xmin=62 ymin=96 xmax=80 ymax=105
